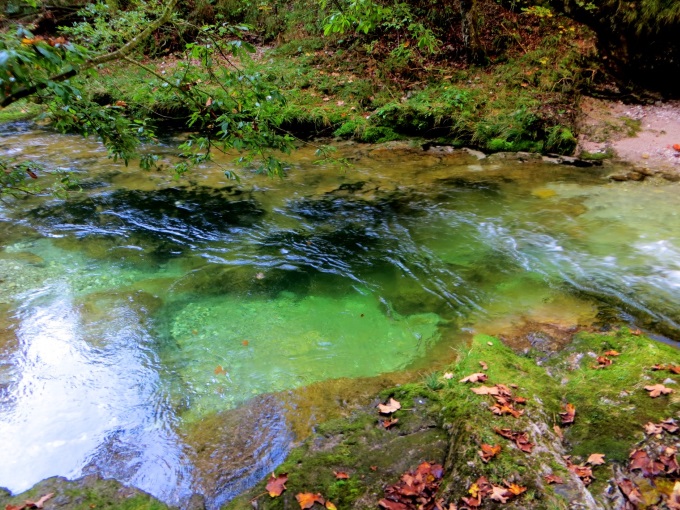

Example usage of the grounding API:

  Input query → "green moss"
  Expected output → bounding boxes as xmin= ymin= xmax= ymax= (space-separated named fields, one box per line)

xmin=360 ymin=126 xmax=401 ymax=143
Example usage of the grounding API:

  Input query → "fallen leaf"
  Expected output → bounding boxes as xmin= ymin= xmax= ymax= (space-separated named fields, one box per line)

xmin=266 ymin=473 xmax=288 ymax=497
xmin=493 ymin=428 xmax=534 ymax=453
xmin=544 ymin=474 xmax=563 ymax=484
xmin=242 ymin=340 xmax=249 ymax=346
xmin=333 ymin=471 xmax=350 ymax=480
xmin=645 ymin=384 xmax=673 ymax=398
xmin=460 ymin=496 xmax=480 ymax=508
xmin=471 ymin=385 xmax=499 ymax=395
xmin=670 ymin=365 xmax=680 ymax=374
xmin=669 ymin=481 xmax=680 ymax=510
xmin=296 ymin=493 xmax=325 ymax=509
xmin=491 ymin=403 xmax=523 ymax=418
xmin=24 ymin=493 xmax=54 ymax=510
xmin=382 ymin=418 xmax=399 ymax=429
xmin=617 ymin=478 xmax=644 ymax=506
xmin=587 ymin=453 xmax=605 ymax=466
xmin=662 ymin=418 xmax=680 ymax=433
xmin=489 ymin=486 xmax=510 ymax=503
xmin=378 ymin=500 xmax=409 ymax=510
xmin=506 ymin=483 xmax=527 ymax=496
xmin=559 ymin=403 xmax=576 ymax=424
xmin=214 ymin=365 xmax=226 ymax=375
xmin=442 ymin=372 xmax=454 ymax=379
xmin=336 ymin=101 xmax=345 ymax=106
xmin=459 ymin=373 xmax=487 ymax=383
xmin=370 ymin=466 xmax=377 ymax=471
xmin=674 ymin=144 xmax=680 ymax=152
xmin=479 ymin=361 xmax=488 ymax=370
xmin=325 ymin=502 xmax=337 ymax=510
xmin=603 ymin=350 xmax=620 ymax=356
xmin=629 ymin=449 xmax=651 ymax=471
xmin=478 ymin=443 xmax=501 ymax=463
xmin=644 ymin=422 xmax=664 ymax=435
xmin=378 ymin=398 xmax=401 ymax=414
xmin=595 ymin=356 xmax=612 ymax=367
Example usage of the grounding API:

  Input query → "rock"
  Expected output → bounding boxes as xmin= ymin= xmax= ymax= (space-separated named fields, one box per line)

xmin=0 ymin=475 xmax=172 ymax=510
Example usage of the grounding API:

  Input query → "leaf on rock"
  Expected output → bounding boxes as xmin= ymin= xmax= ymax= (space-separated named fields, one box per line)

xmin=459 ymin=373 xmax=488 ymax=383
xmin=544 ymin=474 xmax=563 ymax=484
xmin=296 ymin=493 xmax=325 ymax=509
xmin=333 ymin=471 xmax=349 ymax=480
xmin=378 ymin=398 xmax=401 ymax=414
xmin=489 ymin=486 xmax=509 ymax=504
xmin=617 ymin=478 xmax=644 ymax=506
xmin=266 ymin=473 xmax=288 ymax=497
xmin=645 ymin=384 xmax=673 ymax=398
xmin=493 ymin=428 xmax=534 ymax=453
xmin=382 ymin=418 xmax=399 ymax=429
xmin=587 ymin=453 xmax=605 ymax=466
xmin=381 ymin=462 xmax=444 ymax=510
xmin=478 ymin=444 xmax=501 ymax=463
xmin=565 ymin=457 xmax=594 ymax=486
xmin=644 ymin=422 xmax=664 ymax=435
xmin=559 ymin=403 xmax=576 ymax=425
xmin=471 ymin=385 xmax=499 ymax=395
xmin=506 ymin=483 xmax=527 ymax=496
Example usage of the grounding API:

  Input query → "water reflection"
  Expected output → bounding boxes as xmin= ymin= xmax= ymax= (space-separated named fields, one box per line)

xmin=0 ymin=285 xmax=191 ymax=505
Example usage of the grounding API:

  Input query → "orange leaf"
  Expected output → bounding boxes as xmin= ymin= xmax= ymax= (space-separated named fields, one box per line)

xmin=214 ymin=365 xmax=226 ymax=375
xmin=673 ymin=144 xmax=680 ymax=152
xmin=325 ymin=502 xmax=337 ymax=510
xmin=382 ymin=417 xmax=399 ymax=428
xmin=479 ymin=443 xmax=501 ymax=463
xmin=603 ymin=350 xmax=620 ymax=356
xmin=645 ymin=384 xmax=673 ymax=398
xmin=266 ymin=473 xmax=288 ymax=497
xmin=587 ymin=453 xmax=606 ymax=466
xmin=242 ymin=340 xmax=249 ymax=346
xmin=296 ymin=493 xmax=325 ymax=509
xmin=559 ymin=403 xmax=576 ymax=424
xmin=506 ymin=483 xmax=527 ymax=496
xmin=544 ymin=474 xmax=563 ymax=484
xmin=377 ymin=398 xmax=401 ymax=414
xmin=459 ymin=373 xmax=487 ymax=383
xmin=470 ymin=385 xmax=499 ymax=395
xmin=333 ymin=471 xmax=350 ymax=480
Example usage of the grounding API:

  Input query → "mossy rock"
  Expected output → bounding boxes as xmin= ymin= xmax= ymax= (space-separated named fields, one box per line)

xmin=0 ymin=475 xmax=173 ymax=510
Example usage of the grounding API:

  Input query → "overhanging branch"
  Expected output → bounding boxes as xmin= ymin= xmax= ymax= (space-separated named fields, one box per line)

xmin=0 ymin=0 xmax=179 ymax=108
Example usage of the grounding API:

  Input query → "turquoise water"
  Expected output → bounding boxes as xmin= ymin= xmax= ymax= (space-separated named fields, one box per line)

xmin=1 ymin=127 xmax=680 ymax=507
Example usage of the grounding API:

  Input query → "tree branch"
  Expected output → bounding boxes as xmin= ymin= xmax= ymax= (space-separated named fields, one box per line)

xmin=1 ymin=0 xmax=179 ymax=108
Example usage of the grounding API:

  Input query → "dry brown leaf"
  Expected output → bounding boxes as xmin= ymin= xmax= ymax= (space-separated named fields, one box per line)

xmin=617 ymin=478 xmax=644 ymax=506
xmin=559 ymin=403 xmax=576 ymax=425
xmin=296 ymin=492 xmax=325 ymax=509
xmin=478 ymin=444 xmax=501 ymax=463
xmin=479 ymin=361 xmax=488 ymax=371
xmin=333 ymin=471 xmax=349 ymax=480
xmin=470 ymin=385 xmax=499 ymax=395
xmin=378 ymin=398 xmax=401 ymax=414
xmin=645 ymin=384 xmax=674 ymax=398
xmin=543 ymin=474 xmax=563 ymax=484
xmin=644 ymin=422 xmax=664 ymax=435
xmin=603 ymin=350 xmax=620 ymax=356
xmin=382 ymin=418 xmax=399 ymax=429
xmin=266 ymin=473 xmax=288 ymax=497
xmin=489 ymin=486 xmax=510 ymax=503
xmin=459 ymin=373 xmax=488 ymax=383
xmin=587 ymin=453 xmax=606 ymax=466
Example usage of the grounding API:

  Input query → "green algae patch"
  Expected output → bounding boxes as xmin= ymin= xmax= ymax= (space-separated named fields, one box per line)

xmin=0 ymin=476 xmax=172 ymax=510
xmin=163 ymin=291 xmax=442 ymax=422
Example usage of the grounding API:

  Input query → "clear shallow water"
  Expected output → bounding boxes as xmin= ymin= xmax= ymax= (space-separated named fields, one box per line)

xmin=1 ymin=127 xmax=680 ymax=507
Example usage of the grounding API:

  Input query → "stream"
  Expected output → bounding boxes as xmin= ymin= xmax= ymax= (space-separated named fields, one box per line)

xmin=1 ymin=125 xmax=679 ymax=508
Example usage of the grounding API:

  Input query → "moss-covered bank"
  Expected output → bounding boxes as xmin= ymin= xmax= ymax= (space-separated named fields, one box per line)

xmin=228 ymin=328 xmax=680 ymax=510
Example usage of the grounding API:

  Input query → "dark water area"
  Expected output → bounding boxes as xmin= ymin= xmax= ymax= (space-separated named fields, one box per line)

xmin=1 ymin=128 xmax=680 ymax=508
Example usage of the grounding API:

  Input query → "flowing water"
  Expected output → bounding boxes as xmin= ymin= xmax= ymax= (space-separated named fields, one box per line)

xmin=1 ymin=125 xmax=680 ymax=508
